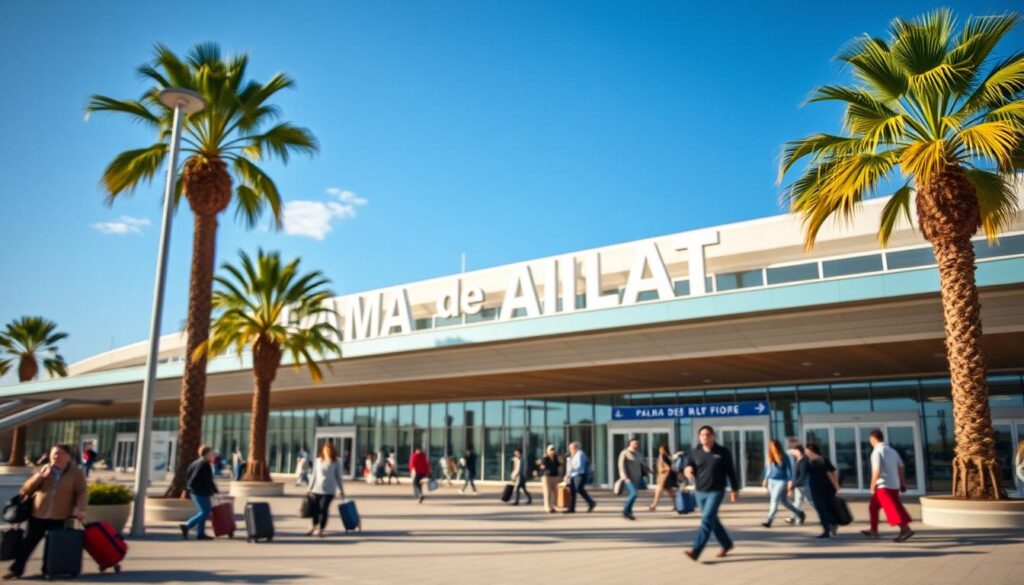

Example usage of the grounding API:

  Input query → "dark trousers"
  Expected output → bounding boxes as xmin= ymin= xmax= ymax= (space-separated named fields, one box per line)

xmin=82 ymin=462 xmax=93 ymax=478
xmin=568 ymin=475 xmax=594 ymax=511
xmin=811 ymin=490 xmax=836 ymax=533
xmin=412 ymin=474 xmax=426 ymax=499
xmin=10 ymin=517 xmax=66 ymax=576
xmin=514 ymin=477 xmax=532 ymax=504
xmin=462 ymin=471 xmax=477 ymax=492
xmin=309 ymin=494 xmax=334 ymax=530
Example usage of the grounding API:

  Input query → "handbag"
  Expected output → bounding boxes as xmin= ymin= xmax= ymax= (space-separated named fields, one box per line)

xmin=2 ymin=495 xmax=31 ymax=525
xmin=0 ymin=527 xmax=23 ymax=560
xmin=300 ymin=495 xmax=314 ymax=518
xmin=427 ymin=478 xmax=439 ymax=492
xmin=613 ymin=479 xmax=625 ymax=496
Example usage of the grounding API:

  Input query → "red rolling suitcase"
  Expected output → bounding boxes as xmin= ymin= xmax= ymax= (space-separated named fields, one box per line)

xmin=211 ymin=496 xmax=237 ymax=538
xmin=84 ymin=521 xmax=127 ymax=573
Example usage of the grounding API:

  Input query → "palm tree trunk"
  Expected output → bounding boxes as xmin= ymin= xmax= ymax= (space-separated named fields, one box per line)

xmin=243 ymin=337 xmax=281 ymax=482
xmin=165 ymin=209 xmax=220 ymax=496
xmin=6 ymin=358 xmax=39 ymax=466
xmin=917 ymin=168 xmax=1003 ymax=500
xmin=164 ymin=157 xmax=232 ymax=498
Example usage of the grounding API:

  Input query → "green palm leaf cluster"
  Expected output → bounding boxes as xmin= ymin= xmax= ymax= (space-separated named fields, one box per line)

xmin=199 ymin=249 xmax=341 ymax=381
xmin=0 ymin=316 xmax=68 ymax=381
xmin=780 ymin=9 xmax=1023 ymax=246
xmin=86 ymin=42 xmax=318 ymax=226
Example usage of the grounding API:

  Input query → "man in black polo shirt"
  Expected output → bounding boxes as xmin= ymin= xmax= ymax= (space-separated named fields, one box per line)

xmin=683 ymin=425 xmax=740 ymax=561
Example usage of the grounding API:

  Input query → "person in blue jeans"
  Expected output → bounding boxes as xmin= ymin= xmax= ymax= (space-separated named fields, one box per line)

xmin=762 ymin=439 xmax=805 ymax=527
xmin=563 ymin=441 xmax=596 ymax=513
xmin=683 ymin=425 xmax=740 ymax=561
xmin=617 ymin=436 xmax=651 ymax=520
xmin=180 ymin=445 xmax=220 ymax=540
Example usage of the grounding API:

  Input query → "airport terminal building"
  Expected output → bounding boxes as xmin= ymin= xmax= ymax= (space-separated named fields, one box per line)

xmin=2 ymin=197 xmax=1023 ymax=495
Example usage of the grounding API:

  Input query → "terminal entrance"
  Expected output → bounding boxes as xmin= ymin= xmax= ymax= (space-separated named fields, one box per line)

xmin=803 ymin=420 xmax=923 ymax=494
xmin=607 ymin=423 xmax=675 ymax=486
xmin=314 ymin=426 xmax=357 ymax=479
xmin=113 ymin=433 xmax=136 ymax=472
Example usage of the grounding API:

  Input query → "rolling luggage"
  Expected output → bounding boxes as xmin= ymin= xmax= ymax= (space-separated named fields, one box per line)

xmin=84 ymin=521 xmax=127 ymax=573
xmin=0 ymin=527 xmax=23 ymax=561
xmin=675 ymin=490 xmax=695 ymax=514
xmin=832 ymin=497 xmax=853 ymax=526
xmin=501 ymin=484 xmax=514 ymax=502
xmin=556 ymin=482 xmax=571 ymax=509
xmin=42 ymin=526 xmax=83 ymax=579
xmin=211 ymin=496 xmax=236 ymax=538
xmin=338 ymin=500 xmax=361 ymax=532
xmin=244 ymin=501 xmax=274 ymax=542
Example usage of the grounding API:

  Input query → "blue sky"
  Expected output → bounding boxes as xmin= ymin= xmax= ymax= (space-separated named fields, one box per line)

xmin=0 ymin=0 xmax=1020 ymax=377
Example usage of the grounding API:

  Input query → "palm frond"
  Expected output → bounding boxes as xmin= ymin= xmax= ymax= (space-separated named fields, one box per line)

xmin=99 ymin=143 xmax=168 ymax=200
xmin=879 ymin=182 xmax=916 ymax=245
xmin=966 ymin=168 xmax=1020 ymax=240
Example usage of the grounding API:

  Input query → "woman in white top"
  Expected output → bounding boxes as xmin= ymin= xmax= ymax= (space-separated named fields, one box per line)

xmin=1015 ymin=439 xmax=1024 ymax=498
xmin=306 ymin=442 xmax=345 ymax=537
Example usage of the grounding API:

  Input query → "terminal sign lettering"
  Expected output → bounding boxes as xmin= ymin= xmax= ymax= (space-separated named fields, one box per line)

xmin=612 ymin=401 xmax=769 ymax=421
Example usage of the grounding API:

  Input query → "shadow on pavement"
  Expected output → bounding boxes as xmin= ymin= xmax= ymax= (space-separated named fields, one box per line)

xmin=24 ymin=571 xmax=303 ymax=583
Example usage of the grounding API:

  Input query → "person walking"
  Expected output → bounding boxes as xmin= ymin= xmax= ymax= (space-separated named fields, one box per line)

xmin=373 ymin=448 xmax=388 ymax=485
xmin=683 ymin=425 xmax=739 ymax=561
xmin=306 ymin=441 xmax=345 ymax=537
xmin=179 ymin=445 xmax=220 ymax=541
xmin=1015 ymin=439 xmax=1024 ymax=498
xmin=440 ymin=455 xmax=457 ymax=486
xmin=538 ymin=445 xmax=561 ymax=513
xmin=563 ymin=441 xmax=596 ymax=513
xmin=861 ymin=429 xmax=914 ymax=542
xmin=409 ymin=445 xmax=431 ymax=504
xmin=785 ymin=445 xmax=812 ymax=525
xmin=231 ymin=447 xmax=244 ymax=481
xmin=617 ymin=436 xmax=651 ymax=520
xmin=387 ymin=451 xmax=400 ymax=485
xmin=762 ymin=439 xmax=805 ymax=527
xmin=4 ymin=444 xmax=87 ymax=581
xmin=649 ymin=444 xmax=678 ymax=511
xmin=459 ymin=447 xmax=479 ymax=495
xmin=805 ymin=443 xmax=841 ymax=538
xmin=510 ymin=449 xmax=533 ymax=505
xmin=80 ymin=441 xmax=98 ymax=479
xmin=295 ymin=445 xmax=311 ymax=486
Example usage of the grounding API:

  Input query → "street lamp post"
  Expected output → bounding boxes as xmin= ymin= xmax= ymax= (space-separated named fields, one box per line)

xmin=130 ymin=88 xmax=205 ymax=538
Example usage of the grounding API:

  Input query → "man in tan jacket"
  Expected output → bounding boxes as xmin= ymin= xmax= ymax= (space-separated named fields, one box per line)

xmin=5 ymin=444 xmax=87 ymax=580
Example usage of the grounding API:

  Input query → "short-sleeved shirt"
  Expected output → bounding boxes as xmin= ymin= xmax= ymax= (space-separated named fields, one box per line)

xmin=870 ymin=443 xmax=903 ymax=489
xmin=686 ymin=443 xmax=739 ymax=492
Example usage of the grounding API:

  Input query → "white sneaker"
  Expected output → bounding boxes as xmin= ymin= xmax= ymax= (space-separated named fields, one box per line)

xmin=459 ymin=488 xmax=465 ymax=494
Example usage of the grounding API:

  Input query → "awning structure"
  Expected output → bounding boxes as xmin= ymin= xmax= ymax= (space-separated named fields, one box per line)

xmin=0 ymin=399 xmax=110 ymax=433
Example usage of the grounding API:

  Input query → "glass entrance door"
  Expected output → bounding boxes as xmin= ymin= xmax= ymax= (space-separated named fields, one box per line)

xmin=113 ymin=433 xmax=136 ymax=472
xmin=607 ymin=425 xmax=674 ymax=487
xmin=314 ymin=426 xmax=357 ymax=479
xmin=717 ymin=427 xmax=767 ymax=488
xmin=803 ymin=421 xmax=923 ymax=494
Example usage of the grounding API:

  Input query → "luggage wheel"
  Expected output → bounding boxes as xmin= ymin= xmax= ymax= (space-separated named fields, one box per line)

xmin=114 ymin=564 xmax=122 ymax=574
xmin=229 ymin=531 xmax=235 ymax=538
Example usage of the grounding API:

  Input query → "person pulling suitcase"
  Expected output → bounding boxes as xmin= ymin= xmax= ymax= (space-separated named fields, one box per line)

xmin=179 ymin=445 xmax=221 ymax=541
xmin=4 ymin=443 xmax=88 ymax=581
xmin=306 ymin=442 xmax=345 ymax=537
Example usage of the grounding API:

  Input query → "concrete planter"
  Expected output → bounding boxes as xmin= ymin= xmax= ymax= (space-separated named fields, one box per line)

xmin=88 ymin=503 xmax=131 ymax=534
xmin=145 ymin=497 xmax=197 ymax=523
xmin=920 ymin=495 xmax=1024 ymax=529
xmin=229 ymin=481 xmax=285 ymax=498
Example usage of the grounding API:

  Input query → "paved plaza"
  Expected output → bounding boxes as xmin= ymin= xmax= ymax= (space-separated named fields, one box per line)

xmin=10 ymin=479 xmax=1021 ymax=585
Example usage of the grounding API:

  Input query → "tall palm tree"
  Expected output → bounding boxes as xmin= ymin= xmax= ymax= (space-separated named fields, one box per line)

xmin=195 ymin=250 xmax=340 ymax=482
xmin=87 ymin=43 xmax=318 ymax=495
xmin=0 ymin=317 xmax=68 ymax=466
xmin=779 ymin=10 xmax=1023 ymax=499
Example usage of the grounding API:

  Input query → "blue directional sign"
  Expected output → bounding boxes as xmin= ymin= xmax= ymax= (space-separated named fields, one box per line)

xmin=611 ymin=401 xmax=770 ymax=421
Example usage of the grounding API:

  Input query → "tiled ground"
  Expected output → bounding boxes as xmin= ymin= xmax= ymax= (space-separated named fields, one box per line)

xmin=10 ymin=479 xmax=1024 ymax=584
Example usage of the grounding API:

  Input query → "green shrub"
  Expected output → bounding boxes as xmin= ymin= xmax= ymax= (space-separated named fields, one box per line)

xmin=88 ymin=482 xmax=134 ymax=506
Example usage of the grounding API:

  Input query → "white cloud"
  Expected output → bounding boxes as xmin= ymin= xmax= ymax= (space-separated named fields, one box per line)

xmin=91 ymin=216 xmax=151 ymax=235
xmin=282 ymin=188 xmax=368 ymax=240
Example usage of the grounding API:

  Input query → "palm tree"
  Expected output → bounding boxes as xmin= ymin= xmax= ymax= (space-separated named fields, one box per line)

xmin=195 ymin=250 xmax=340 ymax=482
xmin=779 ymin=10 xmax=1022 ymax=499
xmin=0 ymin=317 xmax=68 ymax=466
xmin=87 ymin=43 xmax=318 ymax=495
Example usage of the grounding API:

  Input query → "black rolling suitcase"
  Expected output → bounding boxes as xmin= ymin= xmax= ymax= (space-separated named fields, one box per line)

xmin=832 ymin=496 xmax=854 ymax=526
xmin=501 ymin=484 xmax=514 ymax=502
xmin=244 ymin=502 xmax=275 ymax=542
xmin=42 ymin=526 xmax=84 ymax=579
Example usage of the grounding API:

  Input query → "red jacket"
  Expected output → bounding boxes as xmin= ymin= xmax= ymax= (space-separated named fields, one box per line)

xmin=409 ymin=451 xmax=430 ymax=476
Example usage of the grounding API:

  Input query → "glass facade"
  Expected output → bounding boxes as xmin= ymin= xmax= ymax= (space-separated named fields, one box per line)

xmin=28 ymin=372 xmax=1023 ymax=492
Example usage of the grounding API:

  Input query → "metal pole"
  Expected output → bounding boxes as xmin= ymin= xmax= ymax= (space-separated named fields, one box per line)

xmin=130 ymin=102 xmax=185 ymax=537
